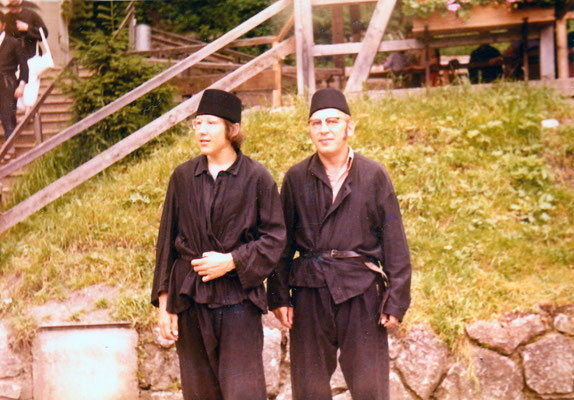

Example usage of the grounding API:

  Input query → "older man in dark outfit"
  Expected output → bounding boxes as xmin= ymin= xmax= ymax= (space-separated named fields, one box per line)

xmin=152 ymin=89 xmax=286 ymax=400
xmin=0 ymin=11 xmax=28 ymax=161
xmin=5 ymin=0 xmax=48 ymax=60
xmin=268 ymin=88 xmax=411 ymax=399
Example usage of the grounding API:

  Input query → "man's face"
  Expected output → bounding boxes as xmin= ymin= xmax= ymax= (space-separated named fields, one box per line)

xmin=308 ymin=108 xmax=354 ymax=158
xmin=192 ymin=114 xmax=233 ymax=157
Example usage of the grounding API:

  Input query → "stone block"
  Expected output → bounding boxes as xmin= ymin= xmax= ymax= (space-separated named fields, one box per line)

xmin=395 ymin=326 xmax=449 ymax=400
xmin=521 ymin=333 xmax=574 ymax=396
xmin=0 ymin=380 xmax=22 ymax=400
xmin=434 ymin=361 xmax=478 ymax=400
xmin=466 ymin=314 xmax=546 ymax=355
xmin=263 ymin=326 xmax=283 ymax=397
xmin=554 ymin=313 xmax=574 ymax=336
xmin=390 ymin=370 xmax=415 ymax=400
xmin=471 ymin=347 xmax=524 ymax=400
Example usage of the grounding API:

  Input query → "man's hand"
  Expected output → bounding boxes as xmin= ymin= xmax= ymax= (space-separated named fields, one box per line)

xmin=379 ymin=313 xmax=399 ymax=328
xmin=16 ymin=20 xmax=29 ymax=32
xmin=14 ymin=82 xmax=25 ymax=99
xmin=272 ymin=306 xmax=294 ymax=329
xmin=158 ymin=293 xmax=178 ymax=341
xmin=192 ymin=251 xmax=235 ymax=282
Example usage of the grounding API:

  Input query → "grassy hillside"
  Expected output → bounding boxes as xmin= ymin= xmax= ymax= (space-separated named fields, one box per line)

xmin=1 ymin=83 xmax=573 ymax=347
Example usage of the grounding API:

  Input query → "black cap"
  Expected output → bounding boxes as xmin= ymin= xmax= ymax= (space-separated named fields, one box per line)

xmin=196 ymin=89 xmax=242 ymax=123
xmin=309 ymin=88 xmax=350 ymax=118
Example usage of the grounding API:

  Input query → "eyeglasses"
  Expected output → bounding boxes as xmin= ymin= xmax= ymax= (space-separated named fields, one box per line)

xmin=308 ymin=117 xmax=348 ymax=130
xmin=192 ymin=118 xmax=224 ymax=130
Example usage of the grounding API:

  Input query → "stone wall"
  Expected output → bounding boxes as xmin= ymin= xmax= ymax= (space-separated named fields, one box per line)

xmin=1 ymin=305 xmax=573 ymax=400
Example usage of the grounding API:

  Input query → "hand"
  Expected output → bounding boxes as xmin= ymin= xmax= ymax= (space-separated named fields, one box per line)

xmin=16 ymin=20 xmax=29 ymax=32
xmin=272 ymin=306 xmax=294 ymax=329
xmin=379 ymin=313 xmax=399 ymax=328
xmin=158 ymin=293 xmax=178 ymax=341
xmin=14 ymin=82 xmax=25 ymax=99
xmin=192 ymin=251 xmax=235 ymax=282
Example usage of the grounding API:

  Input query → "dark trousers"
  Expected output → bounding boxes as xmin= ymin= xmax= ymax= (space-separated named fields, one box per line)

xmin=290 ymin=281 xmax=389 ymax=400
xmin=176 ymin=301 xmax=267 ymax=400
xmin=0 ymin=74 xmax=18 ymax=141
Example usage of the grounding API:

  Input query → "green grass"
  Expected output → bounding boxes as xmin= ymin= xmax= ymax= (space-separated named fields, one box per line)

xmin=1 ymin=82 xmax=573 ymax=347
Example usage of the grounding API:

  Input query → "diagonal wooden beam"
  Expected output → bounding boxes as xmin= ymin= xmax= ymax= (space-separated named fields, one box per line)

xmin=0 ymin=0 xmax=291 ymax=181
xmin=0 ymin=37 xmax=296 ymax=235
xmin=345 ymin=0 xmax=397 ymax=93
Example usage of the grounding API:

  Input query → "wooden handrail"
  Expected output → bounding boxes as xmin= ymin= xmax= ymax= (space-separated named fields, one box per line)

xmin=0 ymin=37 xmax=296 ymax=234
xmin=0 ymin=58 xmax=76 ymax=160
xmin=0 ymin=0 xmax=291 ymax=180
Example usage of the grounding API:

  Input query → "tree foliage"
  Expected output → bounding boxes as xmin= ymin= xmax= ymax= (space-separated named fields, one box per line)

xmin=134 ymin=0 xmax=272 ymax=40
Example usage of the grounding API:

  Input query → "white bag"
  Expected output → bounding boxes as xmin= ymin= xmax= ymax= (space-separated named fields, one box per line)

xmin=17 ymin=28 xmax=53 ymax=110
xmin=27 ymin=27 xmax=54 ymax=79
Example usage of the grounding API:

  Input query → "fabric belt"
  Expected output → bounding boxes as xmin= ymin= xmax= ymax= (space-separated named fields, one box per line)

xmin=302 ymin=249 xmax=363 ymax=259
xmin=301 ymin=249 xmax=391 ymax=323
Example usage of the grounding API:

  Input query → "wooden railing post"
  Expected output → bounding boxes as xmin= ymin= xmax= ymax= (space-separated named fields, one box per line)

xmin=294 ymin=0 xmax=316 ymax=96
xmin=33 ymin=113 xmax=43 ymax=144
xmin=556 ymin=15 xmax=569 ymax=79
xmin=273 ymin=15 xmax=295 ymax=108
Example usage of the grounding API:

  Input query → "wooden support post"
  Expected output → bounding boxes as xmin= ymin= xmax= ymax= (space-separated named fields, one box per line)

xmin=556 ymin=16 xmax=569 ymax=79
xmin=424 ymin=26 xmax=431 ymax=87
xmin=350 ymin=5 xmax=362 ymax=42
xmin=540 ymin=24 xmax=555 ymax=80
xmin=294 ymin=0 xmax=316 ymax=95
xmin=33 ymin=113 xmax=43 ymax=144
xmin=273 ymin=15 xmax=295 ymax=108
xmin=345 ymin=0 xmax=398 ymax=93
xmin=522 ymin=19 xmax=529 ymax=82
xmin=331 ymin=5 xmax=345 ymax=70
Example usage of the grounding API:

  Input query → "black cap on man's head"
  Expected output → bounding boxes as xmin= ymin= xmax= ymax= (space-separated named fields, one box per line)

xmin=309 ymin=88 xmax=350 ymax=118
xmin=196 ymin=89 xmax=242 ymax=123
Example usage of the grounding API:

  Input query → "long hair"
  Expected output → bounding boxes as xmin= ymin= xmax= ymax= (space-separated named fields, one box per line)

xmin=224 ymin=120 xmax=243 ymax=151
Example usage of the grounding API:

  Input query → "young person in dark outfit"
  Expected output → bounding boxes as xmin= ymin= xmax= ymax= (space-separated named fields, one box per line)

xmin=268 ymin=88 xmax=412 ymax=400
xmin=5 ymin=0 xmax=48 ymax=60
xmin=151 ymin=89 xmax=286 ymax=400
xmin=0 ymin=11 xmax=28 ymax=161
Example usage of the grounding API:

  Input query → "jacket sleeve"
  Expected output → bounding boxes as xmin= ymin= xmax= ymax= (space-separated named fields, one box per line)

xmin=16 ymin=41 xmax=29 ymax=83
xmin=266 ymin=173 xmax=297 ymax=310
xmin=151 ymin=174 xmax=179 ymax=307
xmin=25 ymin=13 xmax=48 ymax=41
xmin=377 ymin=169 xmax=412 ymax=321
xmin=231 ymin=170 xmax=287 ymax=290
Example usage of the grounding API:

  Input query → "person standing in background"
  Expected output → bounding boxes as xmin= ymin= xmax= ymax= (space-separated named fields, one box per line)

xmin=5 ymin=0 xmax=48 ymax=60
xmin=0 ymin=10 xmax=28 ymax=162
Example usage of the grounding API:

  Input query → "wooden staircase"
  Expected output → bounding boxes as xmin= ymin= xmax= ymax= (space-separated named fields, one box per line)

xmin=0 ymin=69 xmax=75 ymax=205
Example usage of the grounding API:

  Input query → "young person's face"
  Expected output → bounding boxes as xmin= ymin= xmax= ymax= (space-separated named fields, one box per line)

xmin=192 ymin=114 xmax=233 ymax=157
xmin=308 ymin=108 xmax=354 ymax=158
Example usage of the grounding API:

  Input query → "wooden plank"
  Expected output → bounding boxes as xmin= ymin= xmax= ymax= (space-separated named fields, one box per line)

xmin=0 ymin=0 xmax=290 ymax=181
xmin=312 ymin=0 xmax=377 ymax=5
xmin=412 ymin=5 xmax=555 ymax=35
xmin=126 ymin=44 xmax=205 ymax=56
xmin=294 ymin=0 xmax=316 ymax=94
xmin=331 ymin=5 xmax=345 ymax=69
xmin=112 ymin=1 xmax=135 ymax=40
xmin=227 ymin=36 xmax=277 ymax=47
xmin=345 ymin=0 xmax=397 ymax=92
xmin=557 ymin=0 xmax=574 ymax=20
xmin=277 ymin=15 xmax=295 ymax=43
xmin=0 ymin=37 xmax=296 ymax=235
xmin=540 ymin=24 xmax=555 ymax=80
xmin=314 ymin=29 xmax=540 ymax=56
xmin=556 ymin=16 xmax=569 ymax=79
xmin=350 ymin=4 xmax=362 ymax=42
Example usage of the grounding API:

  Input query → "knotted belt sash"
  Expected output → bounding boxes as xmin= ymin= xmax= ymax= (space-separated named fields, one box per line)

xmin=301 ymin=249 xmax=390 ymax=322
